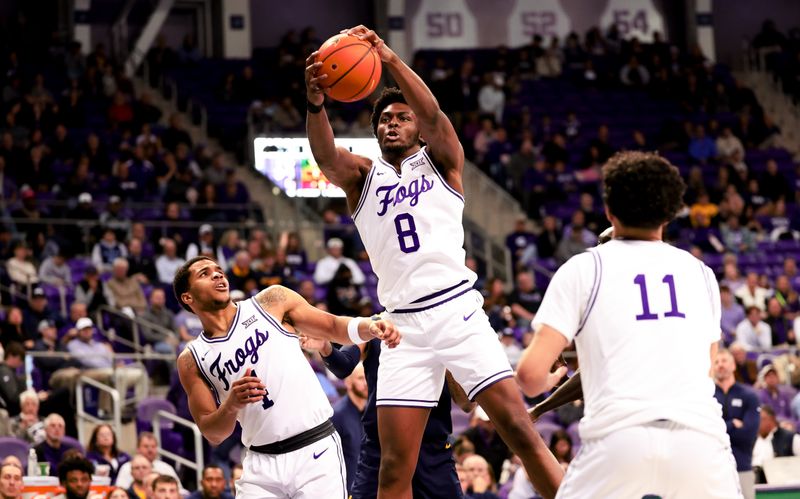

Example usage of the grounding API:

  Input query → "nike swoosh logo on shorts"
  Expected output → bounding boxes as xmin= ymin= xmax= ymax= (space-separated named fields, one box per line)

xmin=313 ymin=448 xmax=328 ymax=459
xmin=463 ymin=309 xmax=477 ymax=321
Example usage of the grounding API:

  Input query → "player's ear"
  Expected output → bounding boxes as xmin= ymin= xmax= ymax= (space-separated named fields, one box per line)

xmin=181 ymin=292 xmax=193 ymax=308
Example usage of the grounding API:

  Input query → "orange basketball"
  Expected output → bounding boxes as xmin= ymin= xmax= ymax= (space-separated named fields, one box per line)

xmin=316 ymin=33 xmax=382 ymax=103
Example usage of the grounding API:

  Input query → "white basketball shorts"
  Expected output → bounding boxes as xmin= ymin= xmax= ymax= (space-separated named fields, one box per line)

xmin=377 ymin=289 xmax=513 ymax=407
xmin=235 ymin=432 xmax=347 ymax=498
xmin=556 ymin=420 xmax=742 ymax=499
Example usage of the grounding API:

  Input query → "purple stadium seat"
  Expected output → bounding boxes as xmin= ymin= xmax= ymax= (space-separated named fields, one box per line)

xmin=137 ymin=398 xmax=177 ymax=434
xmin=0 ymin=437 xmax=31 ymax=468
xmin=61 ymin=435 xmax=84 ymax=454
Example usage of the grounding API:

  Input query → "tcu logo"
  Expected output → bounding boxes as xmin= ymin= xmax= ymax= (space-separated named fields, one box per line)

xmin=375 ymin=175 xmax=435 ymax=216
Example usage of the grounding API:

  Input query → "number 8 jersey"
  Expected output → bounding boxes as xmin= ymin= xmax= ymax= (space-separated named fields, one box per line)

xmin=352 ymin=147 xmax=476 ymax=312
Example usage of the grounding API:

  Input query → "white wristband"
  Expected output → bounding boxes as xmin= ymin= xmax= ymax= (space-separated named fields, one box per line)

xmin=347 ymin=317 xmax=368 ymax=344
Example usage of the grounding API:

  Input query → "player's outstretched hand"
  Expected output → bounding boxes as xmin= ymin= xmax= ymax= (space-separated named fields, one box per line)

xmin=369 ymin=319 xmax=401 ymax=348
xmin=304 ymin=51 xmax=327 ymax=106
xmin=340 ymin=25 xmax=395 ymax=63
xmin=299 ymin=334 xmax=333 ymax=356
xmin=227 ymin=368 xmax=267 ymax=410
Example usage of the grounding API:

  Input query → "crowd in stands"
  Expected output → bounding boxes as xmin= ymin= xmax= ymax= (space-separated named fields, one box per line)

xmin=752 ymin=19 xmax=800 ymax=104
xmin=1 ymin=13 xmax=800 ymax=497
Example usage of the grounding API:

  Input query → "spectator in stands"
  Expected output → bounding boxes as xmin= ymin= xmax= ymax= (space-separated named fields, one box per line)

xmin=722 ymin=216 xmax=757 ymax=254
xmin=74 ymin=264 xmax=111 ymax=314
xmin=175 ymin=304 xmax=204 ymax=348
xmin=473 ymin=118 xmax=495 ymax=165
xmin=461 ymin=454 xmax=500 ymax=499
xmin=9 ymin=389 xmax=45 ymax=444
xmin=139 ymin=288 xmax=179 ymax=354
xmin=714 ymin=349 xmax=760 ymax=499
xmin=752 ymin=19 xmax=786 ymax=51
xmin=161 ymin=113 xmax=193 ymax=153
xmin=280 ymin=231 xmax=308 ymax=277
xmin=99 ymin=196 xmax=131 ymax=242
xmin=325 ymin=263 xmax=363 ymax=316
xmin=187 ymin=465 xmax=232 ymax=499
xmin=0 ymin=342 xmax=25 ymax=417
xmin=482 ymin=278 xmax=509 ymax=330
xmin=0 ymin=462 xmax=22 ymax=499
xmin=22 ymin=287 xmax=61 ymax=340
xmin=461 ymin=406 xmax=511 ymax=481
xmin=730 ymin=342 xmax=758 ymax=386
xmin=38 ymin=250 xmax=72 ymax=287
xmin=0 ymin=307 xmax=31 ymax=349
xmin=67 ymin=317 xmax=147 ymax=403
xmin=688 ymin=124 xmax=717 ymax=164
xmin=155 ymin=238 xmax=185 ymax=286
xmin=330 ymin=363 xmax=367 ymax=491
xmin=85 ymin=423 xmax=130 ymax=484
xmin=34 ymin=413 xmax=76 ymax=476
xmin=127 ymin=237 xmax=157 ymax=285
xmin=758 ymin=365 xmax=795 ymax=421
xmin=500 ymin=328 xmax=522 ymax=368
xmin=753 ymin=404 xmax=800 ymax=483
xmin=549 ymin=430 xmax=573 ymax=466
xmin=6 ymin=240 xmax=38 ymax=287
xmin=764 ymin=298 xmax=795 ymax=346
xmin=536 ymin=216 xmax=561 ymax=260
xmin=153 ymin=475 xmax=181 ymax=499
xmin=689 ymin=192 xmax=719 ymax=228
xmin=225 ymin=250 xmax=259 ymax=295
xmin=216 ymin=170 xmax=250 ymax=219
xmin=313 ymin=237 xmax=365 ymax=286
xmin=230 ymin=464 xmax=243 ymax=496
xmin=508 ymin=271 xmax=541 ymax=331
xmin=555 ymin=219 xmax=590 ymax=264
xmin=272 ymin=96 xmax=302 ymax=132
xmin=736 ymin=306 xmax=773 ymax=350
xmin=92 ymin=228 xmax=128 ymax=274
xmin=116 ymin=433 xmax=180 ymax=489
xmin=32 ymin=319 xmax=80 ymax=391
xmin=505 ymin=218 xmax=537 ymax=275
xmin=57 ymin=453 xmax=94 ymax=499
xmin=736 ymin=272 xmax=770 ymax=312
xmin=774 ymin=275 xmax=799 ymax=316
xmin=107 ymin=258 xmax=147 ymax=314
xmin=125 ymin=454 xmax=152 ymax=499
xmin=619 ymin=56 xmax=650 ymax=87
xmin=185 ymin=224 xmax=217 ymax=262
xmin=478 ymin=73 xmax=505 ymax=124
xmin=716 ymin=126 xmax=744 ymax=164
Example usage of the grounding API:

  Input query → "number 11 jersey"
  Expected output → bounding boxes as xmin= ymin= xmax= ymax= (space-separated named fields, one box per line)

xmin=533 ymin=239 xmax=729 ymax=443
xmin=352 ymin=147 xmax=476 ymax=312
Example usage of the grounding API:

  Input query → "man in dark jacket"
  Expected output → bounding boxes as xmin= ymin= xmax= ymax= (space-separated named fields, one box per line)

xmin=753 ymin=404 xmax=800 ymax=483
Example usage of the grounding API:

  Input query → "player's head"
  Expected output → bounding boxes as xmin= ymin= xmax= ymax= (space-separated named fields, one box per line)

xmin=173 ymin=256 xmax=230 ymax=313
xmin=602 ymin=151 xmax=685 ymax=231
xmin=371 ymin=87 xmax=423 ymax=155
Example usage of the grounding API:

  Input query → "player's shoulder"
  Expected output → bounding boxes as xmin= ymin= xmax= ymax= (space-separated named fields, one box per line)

xmin=254 ymin=285 xmax=292 ymax=308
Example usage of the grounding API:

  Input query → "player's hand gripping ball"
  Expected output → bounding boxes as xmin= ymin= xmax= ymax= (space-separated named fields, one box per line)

xmin=314 ymin=33 xmax=382 ymax=102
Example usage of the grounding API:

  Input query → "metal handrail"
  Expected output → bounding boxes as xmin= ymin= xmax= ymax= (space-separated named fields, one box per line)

xmin=76 ymin=376 xmax=122 ymax=447
xmin=25 ymin=351 xmax=175 ymax=361
xmin=152 ymin=410 xmax=204 ymax=490
xmin=96 ymin=304 xmax=180 ymax=350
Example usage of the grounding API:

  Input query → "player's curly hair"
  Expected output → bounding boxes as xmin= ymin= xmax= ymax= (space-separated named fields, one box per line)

xmin=371 ymin=87 xmax=406 ymax=137
xmin=602 ymin=151 xmax=685 ymax=230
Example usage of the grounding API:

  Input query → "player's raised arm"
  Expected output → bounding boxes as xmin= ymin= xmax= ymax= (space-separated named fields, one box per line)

xmin=177 ymin=350 xmax=265 ymax=445
xmin=305 ymin=52 xmax=371 ymax=197
xmin=255 ymin=285 xmax=400 ymax=348
xmin=343 ymin=25 xmax=464 ymax=176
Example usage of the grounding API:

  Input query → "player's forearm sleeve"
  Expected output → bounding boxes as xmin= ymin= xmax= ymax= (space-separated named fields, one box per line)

xmin=321 ymin=344 xmax=361 ymax=379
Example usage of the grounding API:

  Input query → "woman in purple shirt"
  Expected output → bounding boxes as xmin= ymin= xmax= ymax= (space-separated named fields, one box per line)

xmin=85 ymin=424 xmax=131 ymax=484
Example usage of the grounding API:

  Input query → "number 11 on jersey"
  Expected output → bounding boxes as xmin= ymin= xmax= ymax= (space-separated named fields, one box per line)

xmin=633 ymin=273 xmax=685 ymax=321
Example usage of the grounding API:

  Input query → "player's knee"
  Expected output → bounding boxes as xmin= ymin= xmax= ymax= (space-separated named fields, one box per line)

xmin=378 ymin=450 xmax=414 ymax=485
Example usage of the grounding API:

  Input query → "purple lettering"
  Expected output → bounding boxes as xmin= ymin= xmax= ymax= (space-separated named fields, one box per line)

xmin=375 ymin=175 xmax=434 ymax=216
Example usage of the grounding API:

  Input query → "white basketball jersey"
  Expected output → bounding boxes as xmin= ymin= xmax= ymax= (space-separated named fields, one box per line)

xmin=533 ymin=240 xmax=729 ymax=443
xmin=352 ymin=147 xmax=476 ymax=312
xmin=187 ymin=298 xmax=332 ymax=447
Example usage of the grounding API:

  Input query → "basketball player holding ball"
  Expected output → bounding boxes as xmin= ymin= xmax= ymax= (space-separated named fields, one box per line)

xmin=305 ymin=25 xmax=564 ymax=499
